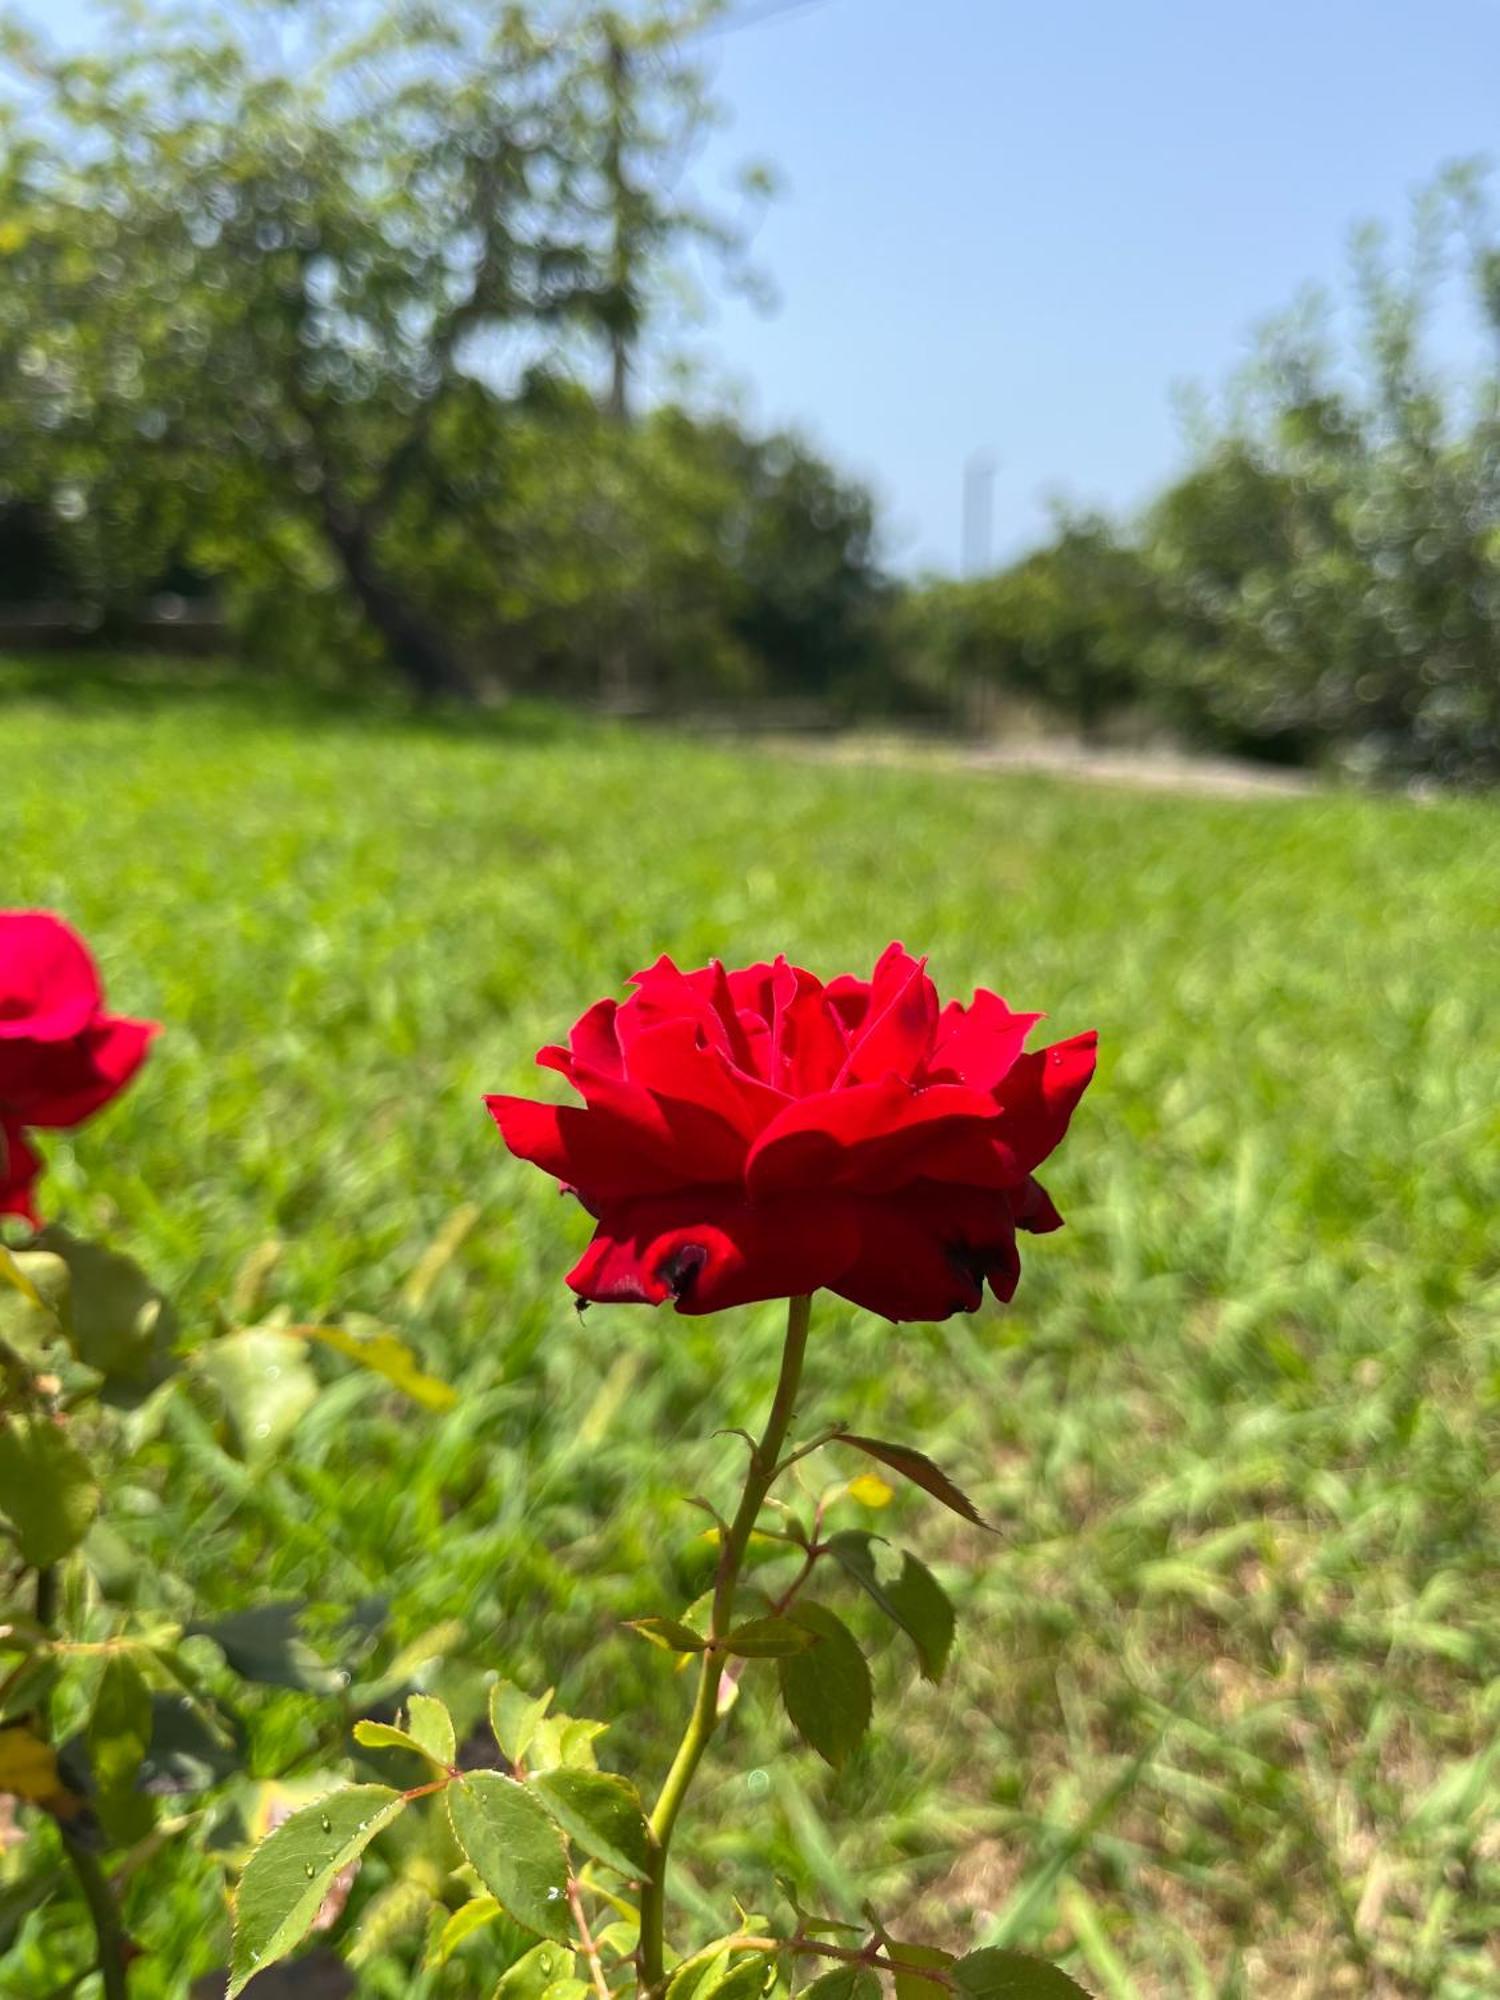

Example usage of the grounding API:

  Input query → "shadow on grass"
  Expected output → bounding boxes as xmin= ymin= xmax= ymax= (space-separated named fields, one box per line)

xmin=0 ymin=649 xmax=588 ymax=747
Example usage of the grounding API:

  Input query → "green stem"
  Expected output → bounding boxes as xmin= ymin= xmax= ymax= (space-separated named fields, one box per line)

xmin=34 ymin=1568 xmax=131 ymax=2000
xmin=59 ymin=1833 xmax=130 ymax=2000
xmin=638 ymin=1293 xmax=813 ymax=1997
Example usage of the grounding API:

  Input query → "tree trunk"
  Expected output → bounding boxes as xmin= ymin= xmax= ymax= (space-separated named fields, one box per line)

xmin=320 ymin=506 xmax=473 ymax=702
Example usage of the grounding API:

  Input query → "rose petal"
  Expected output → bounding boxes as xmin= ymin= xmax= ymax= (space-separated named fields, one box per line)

xmin=485 ymin=1093 xmax=687 ymax=1201
xmin=822 ymin=972 xmax=872 ymax=1044
xmin=567 ymin=1188 xmax=860 ymax=1315
xmin=745 ymin=1076 xmax=1002 ymax=1197
xmin=568 ymin=997 xmax=626 ymax=1078
xmin=0 ymin=1120 xmax=42 ymax=1227
xmin=917 ymin=1030 xmax=1099 ymax=1189
xmin=624 ymin=955 xmax=756 ymax=1076
xmin=928 ymin=990 xmax=1044 ymax=1090
xmin=831 ymin=1183 xmax=1025 ymax=1323
xmin=8 ymin=1016 xmax=158 ymax=1128
xmin=991 ymin=1030 xmax=1098 ymax=1171
xmin=0 ymin=912 xmax=103 ymax=1043
xmin=1012 ymin=1175 xmax=1064 ymax=1233
xmin=836 ymin=949 xmax=939 ymax=1087
xmin=487 ymin=1037 xmax=760 ymax=1201
xmin=770 ymin=960 xmax=853 ymax=1095
xmin=621 ymin=1017 xmax=787 ymax=1140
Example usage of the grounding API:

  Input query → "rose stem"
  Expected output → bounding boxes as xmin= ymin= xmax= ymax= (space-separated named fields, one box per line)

xmin=35 ymin=1568 xmax=131 ymax=2000
xmin=637 ymin=1291 xmax=813 ymax=1997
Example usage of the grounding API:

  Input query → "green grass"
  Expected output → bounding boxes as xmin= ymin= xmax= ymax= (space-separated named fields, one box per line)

xmin=4 ymin=679 xmax=1500 ymax=1998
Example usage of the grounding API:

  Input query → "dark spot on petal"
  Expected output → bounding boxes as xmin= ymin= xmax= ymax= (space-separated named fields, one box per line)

xmin=659 ymin=1241 xmax=709 ymax=1302
xmin=945 ymin=1239 xmax=991 ymax=1290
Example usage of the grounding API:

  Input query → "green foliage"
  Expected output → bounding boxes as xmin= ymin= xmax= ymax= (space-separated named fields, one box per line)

xmin=3 ymin=691 xmax=1498 ymax=1992
xmin=892 ymin=167 xmax=1500 ymax=784
xmin=1138 ymin=187 xmax=1500 ymax=784
xmin=824 ymin=1533 xmax=956 ymax=1683
xmin=798 ymin=1968 xmax=880 ymax=2000
xmin=0 ymin=1413 xmax=98 ymax=1567
xmin=490 ymin=1678 xmax=556 ymax=1766
xmin=831 ymin=1435 xmax=989 ymax=1529
xmin=32 ymin=1225 xmax=176 ymax=1393
xmin=445 ymin=1771 xmax=572 ymax=1940
xmin=775 ymin=1605 xmax=873 ymax=1771
xmin=494 ymin=1938 xmax=582 ymax=1997
xmin=721 ymin=1616 xmax=819 ymax=1658
xmin=951 ymin=1949 xmax=1090 ymax=1997
xmin=529 ymin=1767 xmax=650 ymax=1876
xmin=227 ymin=1784 xmax=406 ymax=1996
xmin=896 ymin=520 xmax=1154 ymax=739
xmin=0 ymin=0 xmax=886 ymax=709
xmin=87 ymin=1654 xmax=155 ymax=1843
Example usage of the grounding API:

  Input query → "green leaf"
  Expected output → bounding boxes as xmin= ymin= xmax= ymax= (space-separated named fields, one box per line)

xmin=227 ymin=1784 xmax=404 ymax=1998
xmin=798 ymin=1968 xmax=881 ymax=2000
xmin=446 ymin=1769 xmax=571 ymax=1940
xmin=889 ymin=1941 xmax=957 ymax=2000
xmin=0 ymin=1244 xmax=50 ymax=1310
xmin=193 ymin=1601 xmax=341 ymax=1694
xmin=88 ymin=1652 xmax=154 ymax=1843
xmin=424 ymin=1895 xmax=500 ymax=1969
xmin=525 ymin=1712 xmax=609 ymax=1773
xmin=489 ymin=1678 xmax=554 ymax=1765
xmin=722 ymin=1615 xmax=819 ymax=1658
xmin=135 ymin=1689 xmax=241 ymax=1795
xmin=626 ymin=1615 xmax=708 ymax=1653
xmin=197 ymin=1328 xmax=319 ymax=1461
xmin=666 ymin=1947 xmax=732 ymax=2000
xmin=493 ymin=1941 xmax=579 ymax=1999
xmin=530 ymin=1767 xmax=649 ymax=1877
xmin=293 ymin=1320 xmax=457 ymax=1413
xmin=833 ymin=1434 xmax=991 ymax=1530
xmin=33 ymin=1227 xmax=175 ymax=1391
xmin=704 ymin=1954 xmax=774 ymax=1999
xmin=406 ymin=1692 xmax=456 ymax=1768
xmin=776 ymin=1603 xmax=872 ymax=1769
xmin=353 ymin=1719 xmax=429 ymax=1757
xmin=0 ymin=1249 xmax=68 ymax=1364
xmin=0 ymin=1413 xmax=99 ymax=1567
xmin=825 ymin=1532 xmax=955 ymax=1681
xmin=352 ymin=1713 xmax=452 ymax=1771
xmin=951 ymin=1949 xmax=1091 ymax=1998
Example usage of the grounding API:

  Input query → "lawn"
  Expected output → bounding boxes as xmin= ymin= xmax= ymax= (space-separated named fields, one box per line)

xmin=4 ymin=678 xmax=1499 ymax=1999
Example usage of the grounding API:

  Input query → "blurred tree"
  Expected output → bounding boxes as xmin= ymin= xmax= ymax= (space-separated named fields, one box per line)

xmin=894 ymin=518 xmax=1155 ymax=739
xmin=0 ymin=0 xmax=759 ymax=697
xmin=1143 ymin=166 xmax=1500 ymax=781
xmin=389 ymin=378 xmax=890 ymax=705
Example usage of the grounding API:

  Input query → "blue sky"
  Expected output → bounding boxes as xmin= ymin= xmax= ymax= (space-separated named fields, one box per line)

xmin=23 ymin=0 xmax=1500 ymax=569
xmin=686 ymin=0 xmax=1500 ymax=567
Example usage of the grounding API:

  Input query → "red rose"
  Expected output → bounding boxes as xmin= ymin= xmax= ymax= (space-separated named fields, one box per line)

xmin=0 ymin=911 xmax=158 ymax=1228
xmin=487 ymin=943 xmax=1095 ymax=1322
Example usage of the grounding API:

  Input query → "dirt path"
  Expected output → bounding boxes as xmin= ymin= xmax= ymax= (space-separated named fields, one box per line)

xmin=761 ymin=731 xmax=1320 ymax=800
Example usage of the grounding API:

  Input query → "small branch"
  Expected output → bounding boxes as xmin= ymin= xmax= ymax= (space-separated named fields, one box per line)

xmin=33 ymin=1566 xmax=133 ymax=2000
xmin=726 ymin=1932 xmax=961 ymax=1988
xmin=568 ymin=1878 xmax=612 ymax=2000
xmin=58 ymin=1833 xmax=131 ymax=2000
xmin=638 ymin=1293 xmax=814 ymax=1997
xmin=769 ymin=1424 xmax=844 ymax=1479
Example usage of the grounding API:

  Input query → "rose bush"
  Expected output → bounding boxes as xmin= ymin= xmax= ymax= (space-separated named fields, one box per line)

xmin=0 ymin=910 xmax=157 ymax=1226
xmin=487 ymin=942 xmax=1096 ymax=1320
